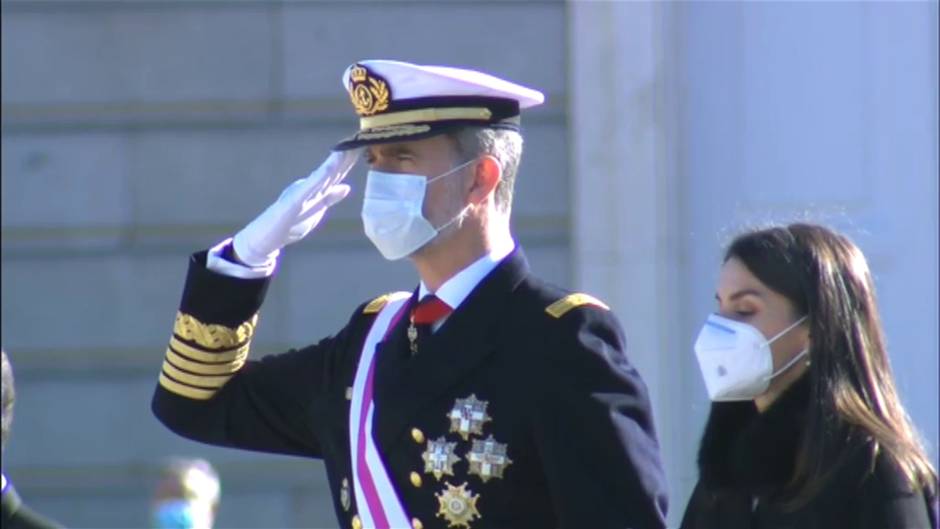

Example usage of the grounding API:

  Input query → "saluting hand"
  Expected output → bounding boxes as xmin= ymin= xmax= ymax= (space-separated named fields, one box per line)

xmin=232 ymin=149 xmax=361 ymax=266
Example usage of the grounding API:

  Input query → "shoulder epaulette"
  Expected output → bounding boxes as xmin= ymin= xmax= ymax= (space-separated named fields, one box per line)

xmin=545 ymin=293 xmax=610 ymax=318
xmin=363 ymin=291 xmax=410 ymax=314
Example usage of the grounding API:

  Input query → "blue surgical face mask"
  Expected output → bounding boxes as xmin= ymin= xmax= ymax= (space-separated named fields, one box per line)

xmin=152 ymin=500 xmax=196 ymax=529
xmin=152 ymin=500 xmax=213 ymax=529
xmin=361 ymin=159 xmax=474 ymax=260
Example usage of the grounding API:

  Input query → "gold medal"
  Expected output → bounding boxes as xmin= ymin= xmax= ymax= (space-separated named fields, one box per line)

xmin=435 ymin=482 xmax=481 ymax=529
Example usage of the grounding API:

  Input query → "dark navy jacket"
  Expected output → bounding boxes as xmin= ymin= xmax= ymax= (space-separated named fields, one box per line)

xmin=152 ymin=247 xmax=668 ymax=529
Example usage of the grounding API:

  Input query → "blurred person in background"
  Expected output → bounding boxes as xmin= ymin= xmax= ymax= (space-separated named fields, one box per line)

xmin=151 ymin=457 xmax=220 ymax=529
xmin=1 ymin=350 xmax=64 ymax=529
xmin=152 ymin=59 xmax=668 ymax=529
xmin=681 ymin=223 xmax=938 ymax=529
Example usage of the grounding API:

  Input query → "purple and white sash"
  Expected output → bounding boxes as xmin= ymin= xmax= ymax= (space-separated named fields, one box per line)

xmin=348 ymin=292 xmax=412 ymax=529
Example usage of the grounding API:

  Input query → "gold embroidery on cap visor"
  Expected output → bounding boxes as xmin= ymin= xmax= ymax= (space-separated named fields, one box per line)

xmin=353 ymin=124 xmax=432 ymax=142
xmin=359 ymin=107 xmax=493 ymax=129
xmin=349 ymin=65 xmax=390 ymax=117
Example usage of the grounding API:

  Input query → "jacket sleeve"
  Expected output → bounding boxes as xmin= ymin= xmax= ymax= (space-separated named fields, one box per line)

xmin=857 ymin=452 xmax=936 ymax=529
xmin=533 ymin=306 xmax=669 ymax=529
xmin=151 ymin=250 xmax=361 ymax=458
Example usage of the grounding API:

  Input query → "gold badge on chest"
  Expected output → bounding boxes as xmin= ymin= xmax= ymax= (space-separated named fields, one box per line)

xmin=435 ymin=482 xmax=481 ymax=529
xmin=466 ymin=434 xmax=513 ymax=483
xmin=447 ymin=394 xmax=492 ymax=441
xmin=422 ymin=436 xmax=460 ymax=480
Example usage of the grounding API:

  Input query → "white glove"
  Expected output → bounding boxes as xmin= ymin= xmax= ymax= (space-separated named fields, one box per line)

xmin=232 ymin=149 xmax=361 ymax=267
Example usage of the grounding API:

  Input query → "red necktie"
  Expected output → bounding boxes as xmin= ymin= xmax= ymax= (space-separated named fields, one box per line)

xmin=407 ymin=295 xmax=453 ymax=355
xmin=410 ymin=295 xmax=453 ymax=325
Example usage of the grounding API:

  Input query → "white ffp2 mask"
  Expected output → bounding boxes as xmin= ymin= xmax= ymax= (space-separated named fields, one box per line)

xmin=693 ymin=313 xmax=808 ymax=401
xmin=361 ymin=160 xmax=473 ymax=260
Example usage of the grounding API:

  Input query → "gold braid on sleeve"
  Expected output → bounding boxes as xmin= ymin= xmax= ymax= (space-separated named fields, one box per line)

xmin=158 ymin=311 xmax=259 ymax=400
xmin=173 ymin=312 xmax=258 ymax=350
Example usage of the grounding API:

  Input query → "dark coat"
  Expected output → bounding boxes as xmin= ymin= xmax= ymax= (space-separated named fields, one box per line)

xmin=1 ymin=481 xmax=64 ymax=529
xmin=152 ymin=247 xmax=669 ymax=529
xmin=679 ymin=377 xmax=938 ymax=529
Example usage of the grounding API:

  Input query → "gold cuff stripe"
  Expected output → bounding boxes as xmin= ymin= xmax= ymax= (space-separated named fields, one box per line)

xmin=162 ymin=361 xmax=233 ymax=389
xmin=159 ymin=373 xmax=217 ymax=400
xmin=360 ymin=107 xmax=493 ymax=129
xmin=546 ymin=293 xmax=611 ymax=318
xmin=165 ymin=348 xmax=245 ymax=375
xmin=169 ymin=336 xmax=249 ymax=364
xmin=173 ymin=312 xmax=258 ymax=350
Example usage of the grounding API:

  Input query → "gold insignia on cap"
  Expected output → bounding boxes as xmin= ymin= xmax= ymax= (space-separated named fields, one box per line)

xmin=448 ymin=394 xmax=492 ymax=441
xmin=435 ymin=482 xmax=481 ymax=529
xmin=466 ymin=434 xmax=513 ymax=483
xmin=545 ymin=293 xmax=610 ymax=318
xmin=422 ymin=436 xmax=460 ymax=481
xmin=340 ymin=478 xmax=351 ymax=511
xmin=349 ymin=64 xmax=390 ymax=117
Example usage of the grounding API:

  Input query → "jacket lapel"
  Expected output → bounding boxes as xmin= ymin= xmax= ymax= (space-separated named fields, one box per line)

xmin=372 ymin=248 xmax=530 ymax=453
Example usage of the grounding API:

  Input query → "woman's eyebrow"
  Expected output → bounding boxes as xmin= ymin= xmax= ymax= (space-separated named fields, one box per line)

xmin=715 ymin=289 xmax=764 ymax=302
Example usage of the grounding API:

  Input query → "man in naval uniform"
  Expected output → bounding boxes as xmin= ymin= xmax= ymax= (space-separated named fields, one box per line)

xmin=152 ymin=60 xmax=668 ymax=529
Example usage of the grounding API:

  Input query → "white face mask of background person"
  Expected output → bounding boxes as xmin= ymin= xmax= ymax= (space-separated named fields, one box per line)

xmin=361 ymin=159 xmax=475 ymax=260
xmin=693 ymin=313 xmax=808 ymax=401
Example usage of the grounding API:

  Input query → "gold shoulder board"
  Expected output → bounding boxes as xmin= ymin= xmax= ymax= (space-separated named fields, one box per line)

xmin=363 ymin=291 xmax=411 ymax=314
xmin=545 ymin=293 xmax=610 ymax=318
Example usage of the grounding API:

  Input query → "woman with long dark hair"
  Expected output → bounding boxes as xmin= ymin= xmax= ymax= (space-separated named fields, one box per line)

xmin=681 ymin=223 xmax=938 ymax=529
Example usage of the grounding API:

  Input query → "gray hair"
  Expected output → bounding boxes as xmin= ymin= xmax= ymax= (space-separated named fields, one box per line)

xmin=449 ymin=127 xmax=524 ymax=213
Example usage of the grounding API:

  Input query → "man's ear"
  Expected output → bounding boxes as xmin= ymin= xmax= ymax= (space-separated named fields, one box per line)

xmin=467 ymin=155 xmax=502 ymax=205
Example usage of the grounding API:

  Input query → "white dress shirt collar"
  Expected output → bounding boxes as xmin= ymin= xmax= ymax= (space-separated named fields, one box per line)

xmin=418 ymin=240 xmax=515 ymax=311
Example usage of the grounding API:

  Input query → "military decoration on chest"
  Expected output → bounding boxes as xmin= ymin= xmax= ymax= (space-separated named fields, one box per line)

xmin=435 ymin=482 xmax=481 ymax=529
xmin=413 ymin=394 xmax=513 ymax=528
xmin=340 ymin=478 xmax=351 ymax=512
xmin=448 ymin=394 xmax=491 ymax=440
xmin=466 ymin=435 xmax=512 ymax=483
xmin=422 ymin=436 xmax=460 ymax=480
